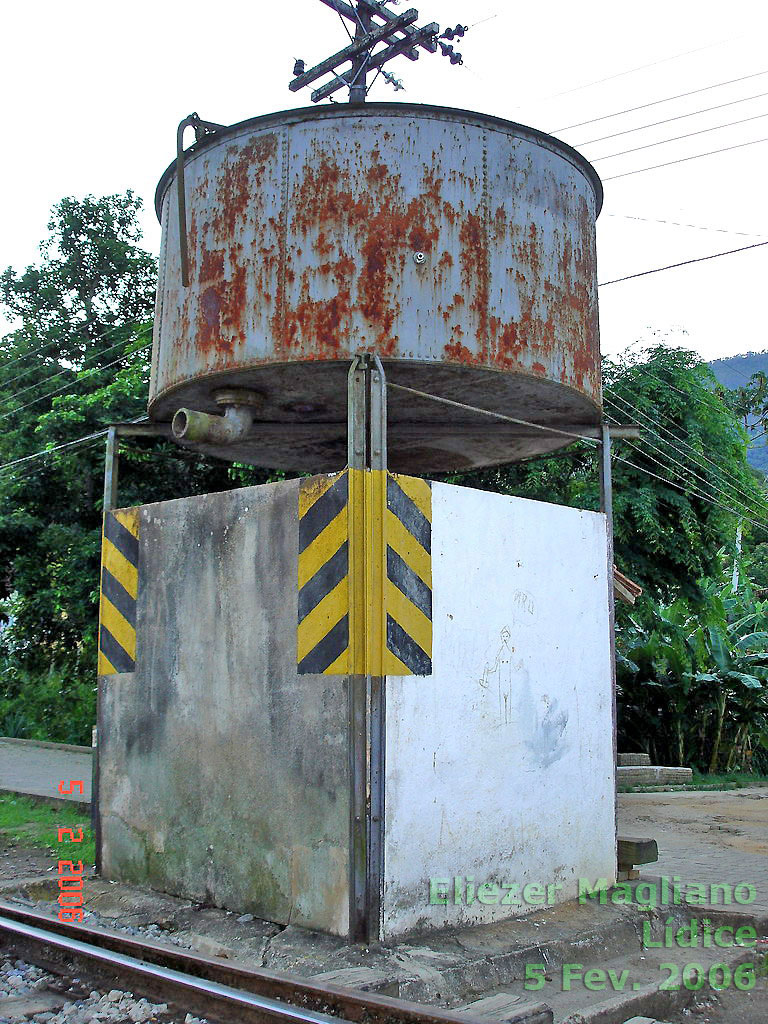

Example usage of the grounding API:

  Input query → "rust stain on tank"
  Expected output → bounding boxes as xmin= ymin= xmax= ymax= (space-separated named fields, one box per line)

xmin=213 ymin=134 xmax=278 ymax=237
xmin=458 ymin=212 xmax=489 ymax=360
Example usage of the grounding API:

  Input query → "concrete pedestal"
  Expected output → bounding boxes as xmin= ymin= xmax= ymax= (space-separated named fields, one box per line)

xmin=97 ymin=476 xmax=616 ymax=941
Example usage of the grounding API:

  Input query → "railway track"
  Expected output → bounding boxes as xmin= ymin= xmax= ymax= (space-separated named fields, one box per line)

xmin=0 ymin=902 xmax=552 ymax=1024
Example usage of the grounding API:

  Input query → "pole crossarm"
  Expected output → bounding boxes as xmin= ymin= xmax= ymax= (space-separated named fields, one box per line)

xmin=318 ymin=0 xmax=436 ymax=56
xmin=292 ymin=1 xmax=455 ymax=103
xmin=289 ymin=8 xmax=419 ymax=92
xmin=311 ymin=23 xmax=438 ymax=102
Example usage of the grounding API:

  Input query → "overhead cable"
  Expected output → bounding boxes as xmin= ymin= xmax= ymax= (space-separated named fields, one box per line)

xmin=551 ymin=68 xmax=768 ymax=134
xmin=575 ymin=88 xmax=768 ymax=147
xmin=605 ymin=213 xmax=767 ymax=239
xmin=604 ymin=385 xmax=767 ymax=508
xmin=604 ymin=391 xmax=768 ymax=522
xmin=614 ymin=448 xmax=766 ymax=530
xmin=1 ymin=326 xmax=153 ymax=408
xmin=0 ymin=343 xmax=152 ymax=422
xmin=602 ymin=135 xmax=768 ymax=181
xmin=592 ymin=110 xmax=768 ymax=162
xmin=598 ymin=240 xmax=768 ymax=285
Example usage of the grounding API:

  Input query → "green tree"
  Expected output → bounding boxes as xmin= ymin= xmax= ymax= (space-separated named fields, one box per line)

xmin=0 ymin=193 xmax=272 ymax=743
xmin=450 ymin=344 xmax=766 ymax=603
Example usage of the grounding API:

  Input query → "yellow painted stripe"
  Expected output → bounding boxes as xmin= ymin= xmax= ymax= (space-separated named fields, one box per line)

xmin=386 ymin=580 xmax=433 ymax=658
xmin=383 ymin=648 xmax=412 ymax=675
xmin=114 ymin=507 xmax=139 ymax=538
xmin=348 ymin=468 xmax=366 ymax=676
xmin=297 ymin=578 xmax=348 ymax=664
xmin=299 ymin=472 xmax=341 ymax=519
xmin=297 ymin=508 xmax=347 ymax=589
xmin=102 ymin=536 xmax=138 ymax=599
xmin=97 ymin=650 xmax=117 ymax=675
xmin=100 ymin=595 xmax=137 ymax=660
xmin=365 ymin=469 xmax=387 ymax=677
xmin=325 ymin=647 xmax=350 ymax=675
xmin=386 ymin=509 xmax=432 ymax=584
xmin=392 ymin=473 xmax=432 ymax=523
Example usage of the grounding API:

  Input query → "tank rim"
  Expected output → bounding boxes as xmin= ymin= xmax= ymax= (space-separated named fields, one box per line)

xmin=154 ymin=101 xmax=603 ymax=221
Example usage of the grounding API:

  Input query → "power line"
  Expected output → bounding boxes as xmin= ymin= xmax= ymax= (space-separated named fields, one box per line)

xmin=604 ymin=390 xmax=768 ymax=522
xmin=602 ymin=134 xmax=768 ymax=181
xmin=1 ymin=325 xmax=153 ymax=408
xmin=598 ymin=240 xmax=768 ymax=285
xmin=0 ymin=319 xmax=147 ymax=376
xmin=0 ymin=429 xmax=109 ymax=474
xmin=575 ymin=88 xmax=768 ymax=148
xmin=605 ymin=213 xmax=768 ymax=239
xmin=605 ymin=396 xmax=768 ymax=524
xmin=605 ymin=383 xmax=766 ymax=506
xmin=614 ymin=446 xmax=766 ymax=530
xmin=534 ymin=34 xmax=746 ymax=107
xmin=1 ymin=437 xmax=108 ymax=487
xmin=592 ymin=110 xmax=768 ymax=162
xmin=551 ymin=68 xmax=768 ymax=134
xmin=0 ymin=342 xmax=151 ymax=422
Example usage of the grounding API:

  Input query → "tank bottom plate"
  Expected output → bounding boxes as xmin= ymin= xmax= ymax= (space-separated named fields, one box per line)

xmin=149 ymin=360 xmax=601 ymax=473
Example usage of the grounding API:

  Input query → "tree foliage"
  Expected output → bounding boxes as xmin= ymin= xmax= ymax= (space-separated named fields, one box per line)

xmin=0 ymin=193 xmax=273 ymax=743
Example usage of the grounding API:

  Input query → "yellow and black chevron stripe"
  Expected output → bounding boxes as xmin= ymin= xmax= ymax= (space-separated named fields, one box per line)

xmin=385 ymin=474 xmax=432 ymax=675
xmin=98 ymin=509 xmax=139 ymax=675
xmin=297 ymin=469 xmax=432 ymax=677
xmin=297 ymin=471 xmax=350 ymax=675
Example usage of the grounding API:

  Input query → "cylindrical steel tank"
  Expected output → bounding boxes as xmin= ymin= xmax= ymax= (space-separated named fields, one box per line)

xmin=151 ymin=102 xmax=603 ymax=473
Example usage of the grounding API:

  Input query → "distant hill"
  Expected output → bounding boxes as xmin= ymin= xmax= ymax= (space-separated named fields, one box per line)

xmin=709 ymin=351 xmax=768 ymax=474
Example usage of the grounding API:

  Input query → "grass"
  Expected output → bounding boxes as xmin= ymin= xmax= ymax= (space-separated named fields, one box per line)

xmin=0 ymin=793 xmax=95 ymax=867
xmin=619 ymin=771 xmax=768 ymax=794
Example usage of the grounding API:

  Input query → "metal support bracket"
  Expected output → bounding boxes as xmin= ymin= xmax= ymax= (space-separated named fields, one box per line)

xmin=346 ymin=353 xmax=387 ymax=943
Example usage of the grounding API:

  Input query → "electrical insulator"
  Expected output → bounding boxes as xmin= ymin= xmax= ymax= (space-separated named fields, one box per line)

xmin=293 ymin=59 xmax=305 ymax=76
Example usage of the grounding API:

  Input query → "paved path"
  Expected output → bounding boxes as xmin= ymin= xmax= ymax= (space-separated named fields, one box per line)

xmin=619 ymin=787 xmax=768 ymax=916
xmin=0 ymin=738 xmax=92 ymax=803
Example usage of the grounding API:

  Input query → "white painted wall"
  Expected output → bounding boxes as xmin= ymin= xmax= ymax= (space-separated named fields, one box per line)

xmin=382 ymin=483 xmax=616 ymax=938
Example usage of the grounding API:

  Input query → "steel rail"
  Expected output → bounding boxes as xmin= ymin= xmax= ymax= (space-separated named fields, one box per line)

xmin=0 ymin=904 xmax=553 ymax=1024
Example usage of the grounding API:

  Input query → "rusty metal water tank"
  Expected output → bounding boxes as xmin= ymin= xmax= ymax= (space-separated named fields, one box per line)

xmin=150 ymin=102 xmax=603 ymax=473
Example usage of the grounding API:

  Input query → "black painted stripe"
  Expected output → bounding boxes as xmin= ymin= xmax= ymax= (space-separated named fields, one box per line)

xmin=299 ymin=474 xmax=349 ymax=553
xmin=101 ymin=567 xmax=136 ymax=627
xmin=298 ymin=542 xmax=349 ymax=621
xmin=387 ymin=546 xmax=432 ymax=620
xmin=387 ymin=615 xmax=431 ymax=675
xmin=298 ymin=614 xmax=349 ymax=675
xmin=386 ymin=476 xmax=431 ymax=553
xmin=104 ymin=513 xmax=139 ymax=566
xmin=99 ymin=625 xmax=135 ymax=674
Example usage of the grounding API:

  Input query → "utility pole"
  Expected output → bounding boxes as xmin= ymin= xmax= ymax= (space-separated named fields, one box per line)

xmin=288 ymin=1 xmax=467 ymax=104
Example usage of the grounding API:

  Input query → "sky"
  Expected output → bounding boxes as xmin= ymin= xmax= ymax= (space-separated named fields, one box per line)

xmin=1 ymin=0 xmax=767 ymax=362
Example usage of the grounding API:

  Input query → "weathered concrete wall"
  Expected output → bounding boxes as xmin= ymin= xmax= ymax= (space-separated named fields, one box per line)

xmin=99 ymin=480 xmax=350 ymax=936
xmin=381 ymin=483 xmax=616 ymax=938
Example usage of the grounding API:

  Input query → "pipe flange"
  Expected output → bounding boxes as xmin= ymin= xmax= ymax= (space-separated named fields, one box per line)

xmin=213 ymin=388 xmax=264 ymax=409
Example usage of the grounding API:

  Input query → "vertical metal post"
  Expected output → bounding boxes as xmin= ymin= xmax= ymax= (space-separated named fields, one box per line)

xmin=346 ymin=353 xmax=387 ymax=943
xmin=349 ymin=3 xmax=372 ymax=104
xmin=103 ymin=426 xmax=119 ymax=513
xmin=599 ymin=422 xmax=619 ymax=876
xmin=367 ymin=355 xmax=387 ymax=943
xmin=347 ymin=358 xmax=368 ymax=942
xmin=94 ymin=426 xmax=119 ymax=875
